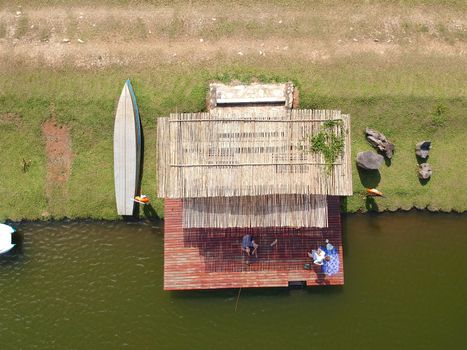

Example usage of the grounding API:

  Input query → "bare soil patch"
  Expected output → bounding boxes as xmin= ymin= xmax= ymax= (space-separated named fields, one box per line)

xmin=0 ymin=112 xmax=22 ymax=126
xmin=42 ymin=118 xmax=73 ymax=210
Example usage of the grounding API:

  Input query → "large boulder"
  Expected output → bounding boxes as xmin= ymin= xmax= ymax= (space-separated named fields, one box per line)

xmin=415 ymin=140 xmax=432 ymax=159
xmin=418 ymin=163 xmax=432 ymax=179
xmin=356 ymin=151 xmax=384 ymax=170
xmin=365 ymin=128 xmax=395 ymax=159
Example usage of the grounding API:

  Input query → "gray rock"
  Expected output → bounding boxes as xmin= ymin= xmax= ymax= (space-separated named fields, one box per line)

xmin=365 ymin=128 xmax=395 ymax=159
xmin=356 ymin=151 xmax=384 ymax=170
xmin=418 ymin=163 xmax=432 ymax=179
xmin=415 ymin=140 xmax=432 ymax=159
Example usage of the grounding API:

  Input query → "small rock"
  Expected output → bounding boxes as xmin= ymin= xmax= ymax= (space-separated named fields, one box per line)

xmin=418 ymin=163 xmax=432 ymax=179
xmin=415 ymin=140 xmax=431 ymax=159
xmin=366 ymin=128 xmax=395 ymax=159
xmin=278 ymin=20 xmax=282 ymax=24
xmin=374 ymin=38 xmax=379 ymax=42
xmin=172 ymin=53 xmax=177 ymax=57
xmin=212 ymin=17 xmax=216 ymax=21
xmin=353 ymin=38 xmax=358 ymax=42
xmin=237 ymin=51 xmax=244 ymax=56
xmin=62 ymin=38 xmax=71 ymax=43
xmin=16 ymin=11 xmax=22 ymax=16
xmin=78 ymin=15 xmax=83 ymax=19
xmin=356 ymin=151 xmax=384 ymax=170
xmin=283 ymin=46 xmax=288 ymax=50
xmin=77 ymin=38 xmax=84 ymax=43
xmin=30 ymin=25 xmax=34 ymax=29
xmin=199 ymin=38 xmax=204 ymax=42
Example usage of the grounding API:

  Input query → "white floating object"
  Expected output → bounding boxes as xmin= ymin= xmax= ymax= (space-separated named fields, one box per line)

xmin=0 ymin=224 xmax=15 ymax=254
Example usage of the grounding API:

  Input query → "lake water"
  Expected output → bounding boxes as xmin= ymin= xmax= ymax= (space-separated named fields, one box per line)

xmin=1 ymin=213 xmax=466 ymax=349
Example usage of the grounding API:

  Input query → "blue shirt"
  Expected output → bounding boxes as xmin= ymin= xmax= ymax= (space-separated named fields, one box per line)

xmin=242 ymin=235 xmax=253 ymax=249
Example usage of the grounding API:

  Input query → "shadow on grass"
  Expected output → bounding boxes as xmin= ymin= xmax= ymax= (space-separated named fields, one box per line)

xmin=143 ymin=203 xmax=160 ymax=220
xmin=365 ymin=196 xmax=379 ymax=212
xmin=357 ymin=167 xmax=381 ymax=188
xmin=418 ymin=177 xmax=431 ymax=186
xmin=416 ymin=155 xmax=430 ymax=164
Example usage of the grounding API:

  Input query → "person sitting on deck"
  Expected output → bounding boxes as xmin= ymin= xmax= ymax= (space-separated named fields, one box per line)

xmin=307 ymin=247 xmax=329 ymax=266
xmin=306 ymin=239 xmax=340 ymax=275
xmin=241 ymin=234 xmax=259 ymax=258
xmin=322 ymin=239 xmax=340 ymax=276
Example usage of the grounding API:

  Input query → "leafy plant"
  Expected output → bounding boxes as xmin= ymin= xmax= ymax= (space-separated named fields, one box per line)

xmin=302 ymin=120 xmax=345 ymax=173
xmin=431 ymin=103 xmax=447 ymax=127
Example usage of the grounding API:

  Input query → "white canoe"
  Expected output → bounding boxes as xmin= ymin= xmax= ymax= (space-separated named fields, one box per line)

xmin=114 ymin=80 xmax=141 ymax=216
xmin=0 ymin=223 xmax=15 ymax=254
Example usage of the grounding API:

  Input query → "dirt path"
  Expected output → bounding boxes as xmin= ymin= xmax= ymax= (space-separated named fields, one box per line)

xmin=0 ymin=4 xmax=465 ymax=69
xmin=42 ymin=117 xmax=73 ymax=215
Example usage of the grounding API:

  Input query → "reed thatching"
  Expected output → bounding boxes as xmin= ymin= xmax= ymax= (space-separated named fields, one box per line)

xmin=182 ymin=194 xmax=328 ymax=228
xmin=157 ymin=109 xmax=352 ymax=198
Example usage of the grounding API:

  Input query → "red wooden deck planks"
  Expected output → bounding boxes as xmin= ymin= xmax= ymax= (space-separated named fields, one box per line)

xmin=164 ymin=197 xmax=344 ymax=290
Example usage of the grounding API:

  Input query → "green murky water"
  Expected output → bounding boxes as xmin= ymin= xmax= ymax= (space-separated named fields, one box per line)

xmin=1 ymin=213 xmax=466 ymax=349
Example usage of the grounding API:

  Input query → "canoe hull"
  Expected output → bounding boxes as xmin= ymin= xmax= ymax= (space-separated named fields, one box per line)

xmin=113 ymin=80 xmax=141 ymax=216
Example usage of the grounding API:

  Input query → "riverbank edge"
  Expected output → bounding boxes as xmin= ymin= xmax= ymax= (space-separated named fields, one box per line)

xmin=3 ymin=207 xmax=465 ymax=224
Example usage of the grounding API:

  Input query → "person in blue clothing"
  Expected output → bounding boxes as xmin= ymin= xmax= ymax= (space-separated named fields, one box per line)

xmin=241 ymin=234 xmax=259 ymax=258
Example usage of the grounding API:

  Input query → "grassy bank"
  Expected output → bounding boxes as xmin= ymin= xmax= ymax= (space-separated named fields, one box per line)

xmin=1 ymin=54 xmax=465 ymax=221
xmin=0 ymin=1 xmax=466 ymax=220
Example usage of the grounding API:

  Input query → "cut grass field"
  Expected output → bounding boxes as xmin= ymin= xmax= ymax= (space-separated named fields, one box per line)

xmin=0 ymin=1 xmax=466 ymax=220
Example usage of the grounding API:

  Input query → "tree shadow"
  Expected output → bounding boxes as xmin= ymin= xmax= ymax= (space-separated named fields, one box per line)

xmin=357 ymin=167 xmax=381 ymax=188
xmin=365 ymin=196 xmax=379 ymax=212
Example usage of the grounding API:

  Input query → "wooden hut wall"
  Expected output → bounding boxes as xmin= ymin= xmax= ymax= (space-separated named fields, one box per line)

xmin=157 ymin=109 xmax=352 ymax=198
xmin=182 ymin=194 xmax=328 ymax=229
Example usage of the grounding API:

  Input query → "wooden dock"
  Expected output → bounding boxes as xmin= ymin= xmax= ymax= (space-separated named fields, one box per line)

xmin=164 ymin=197 xmax=344 ymax=290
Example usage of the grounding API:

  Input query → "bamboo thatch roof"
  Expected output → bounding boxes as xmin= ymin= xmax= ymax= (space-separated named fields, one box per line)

xmin=157 ymin=109 xmax=352 ymax=198
xmin=182 ymin=194 xmax=328 ymax=229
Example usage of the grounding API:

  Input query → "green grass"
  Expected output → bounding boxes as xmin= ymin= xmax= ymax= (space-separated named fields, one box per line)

xmin=0 ymin=53 xmax=466 ymax=220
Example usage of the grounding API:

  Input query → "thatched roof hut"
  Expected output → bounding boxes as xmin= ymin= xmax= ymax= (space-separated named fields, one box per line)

xmin=157 ymin=107 xmax=351 ymax=229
